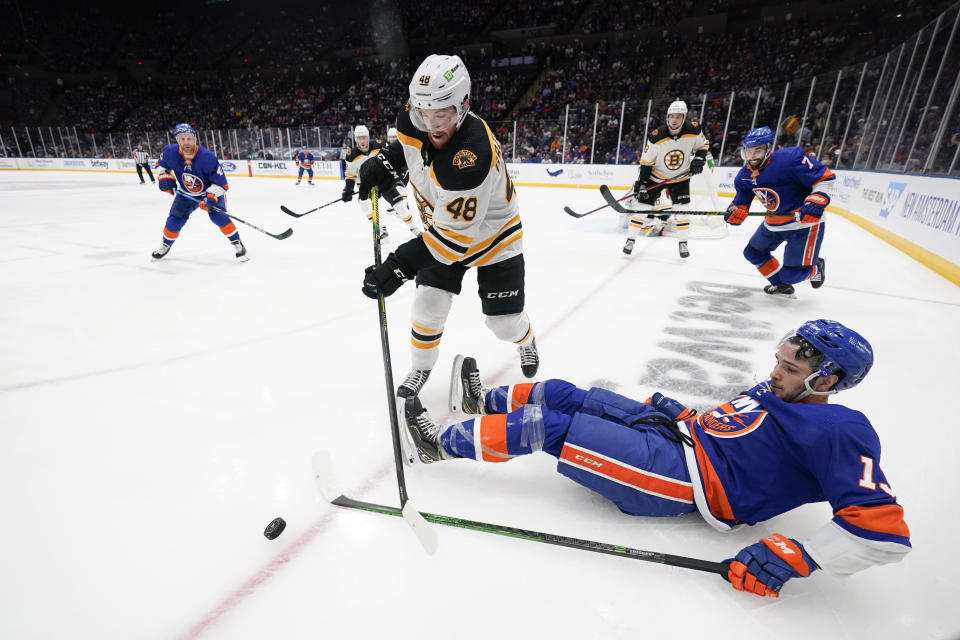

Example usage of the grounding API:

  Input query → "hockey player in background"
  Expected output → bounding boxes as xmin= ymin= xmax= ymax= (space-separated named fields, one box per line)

xmin=151 ymin=123 xmax=247 ymax=262
xmin=623 ymin=100 xmax=708 ymax=259
xmin=404 ymin=319 xmax=910 ymax=598
xmin=358 ymin=54 xmax=539 ymax=398
xmin=341 ymin=124 xmax=419 ymax=240
xmin=724 ymin=126 xmax=833 ymax=295
xmin=387 ymin=126 xmax=398 ymax=144
xmin=295 ymin=146 xmax=314 ymax=185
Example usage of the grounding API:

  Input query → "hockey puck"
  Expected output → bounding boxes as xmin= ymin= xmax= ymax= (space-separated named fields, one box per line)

xmin=264 ymin=517 xmax=286 ymax=540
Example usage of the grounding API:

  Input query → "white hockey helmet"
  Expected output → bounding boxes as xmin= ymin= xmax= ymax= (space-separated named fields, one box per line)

xmin=354 ymin=124 xmax=370 ymax=139
xmin=408 ymin=54 xmax=471 ymax=130
xmin=387 ymin=127 xmax=398 ymax=140
xmin=667 ymin=100 xmax=688 ymax=117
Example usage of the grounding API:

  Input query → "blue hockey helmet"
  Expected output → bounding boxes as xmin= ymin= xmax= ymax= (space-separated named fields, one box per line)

xmin=794 ymin=319 xmax=874 ymax=392
xmin=174 ymin=123 xmax=197 ymax=138
xmin=743 ymin=126 xmax=774 ymax=148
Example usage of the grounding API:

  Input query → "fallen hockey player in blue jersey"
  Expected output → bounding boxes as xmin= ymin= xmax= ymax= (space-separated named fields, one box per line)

xmin=403 ymin=319 xmax=910 ymax=598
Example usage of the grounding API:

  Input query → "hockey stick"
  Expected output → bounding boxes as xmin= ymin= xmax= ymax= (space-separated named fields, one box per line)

xmin=563 ymin=179 xmax=672 ymax=218
xmin=599 ymin=185 xmax=766 ymax=217
xmin=311 ymin=452 xmax=728 ymax=576
xmin=367 ymin=187 xmax=437 ymax=554
xmin=280 ymin=197 xmax=342 ymax=218
xmin=175 ymin=191 xmax=293 ymax=239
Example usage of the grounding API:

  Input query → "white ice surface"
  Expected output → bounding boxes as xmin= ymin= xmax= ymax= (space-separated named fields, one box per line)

xmin=1 ymin=171 xmax=958 ymax=640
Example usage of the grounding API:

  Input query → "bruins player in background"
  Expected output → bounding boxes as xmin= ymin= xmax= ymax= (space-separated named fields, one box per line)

xmin=342 ymin=124 xmax=420 ymax=239
xmin=358 ymin=54 xmax=539 ymax=398
xmin=624 ymin=100 xmax=709 ymax=259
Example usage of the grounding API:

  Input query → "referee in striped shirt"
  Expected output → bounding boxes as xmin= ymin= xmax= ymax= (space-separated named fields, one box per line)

xmin=132 ymin=145 xmax=155 ymax=184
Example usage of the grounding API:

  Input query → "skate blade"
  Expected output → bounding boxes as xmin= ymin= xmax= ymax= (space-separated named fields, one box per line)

xmin=448 ymin=354 xmax=465 ymax=413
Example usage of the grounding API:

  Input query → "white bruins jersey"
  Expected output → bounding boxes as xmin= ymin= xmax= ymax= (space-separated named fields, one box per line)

xmin=395 ymin=106 xmax=521 ymax=267
xmin=639 ymin=121 xmax=709 ymax=183
xmin=343 ymin=140 xmax=384 ymax=181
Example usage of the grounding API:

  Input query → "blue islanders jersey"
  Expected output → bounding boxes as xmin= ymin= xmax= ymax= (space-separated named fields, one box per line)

xmin=732 ymin=147 xmax=835 ymax=231
xmin=679 ymin=382 xmax=910 ymax=575
xmin=296 ymin=151 xmax=314 ymax=167
xmin=157 ymin=144 xmax=228 ymax=197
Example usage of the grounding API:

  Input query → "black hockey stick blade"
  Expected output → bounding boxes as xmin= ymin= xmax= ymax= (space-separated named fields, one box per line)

xmin=563 ymin=193 xmax=634 ymax=219
xmin=599 ymin=185 xmax=766 ymax=217
xmin=600 ymin=184 xmax=644 ymax=214
xmin=328 ymin=494 xmax=729 ymax=576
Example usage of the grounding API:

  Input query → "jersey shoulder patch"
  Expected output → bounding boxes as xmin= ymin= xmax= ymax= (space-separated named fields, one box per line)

xmin=431 ymin=114 xmax=494 ymax=192
xmin=649 ymin=127 xmax=671 ymax=143
xmin=683 ymin=121 xmax=703 ymax=135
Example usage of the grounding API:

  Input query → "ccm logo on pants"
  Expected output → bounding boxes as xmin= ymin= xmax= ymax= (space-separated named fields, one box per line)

xmin=486 ymin=290 xmax=519 ymax=299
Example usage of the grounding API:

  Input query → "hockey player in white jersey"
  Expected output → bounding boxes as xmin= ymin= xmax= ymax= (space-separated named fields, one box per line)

xmin=623 ymin=100 xmax=709 ymax=259
xmin=358 ymin=54 xmax=539 ymax=398
xmin=341 ymin=125 xmax=419 ymax=239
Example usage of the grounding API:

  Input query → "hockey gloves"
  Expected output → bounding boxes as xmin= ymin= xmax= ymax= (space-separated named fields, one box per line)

xmin=798 ymin=191 xmax=830 ymax=224
xmin=358 ymin=151 xmax=401 ymax=201
xmin=342 ymin=179 xmax=355 ymax=202
xmin=158 ymin=171 xmax=176 ymax=196
xmin=199 ymin=192 xmax=224 ymax=213
xmin=725 ymin=534 xmax=818 ymax=598
xmin=646 ymin=392 xmax=697 ymax=421
xmin=690 ymin=155 xmax=705 ymax=176
xmin=632 ymin=180 xmax=649 ymax=201
xmin=362 ymin=256 xmax=412 ymax=299
xmin=724 ymin=204 xmax=749 ymax=225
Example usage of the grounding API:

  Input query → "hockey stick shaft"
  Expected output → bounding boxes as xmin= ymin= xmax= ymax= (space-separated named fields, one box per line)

xmin=599 ymin=184 xmax=766 ymax=216
xmin=331 ymin=494 xmax=730 ymax=576
xmin=175 ymin=191 xmax=293 ymax=239
xmin=370 ymin=188 xmax=410 ymax=507
xmin=280 ymin=197 xmax=342 ymax=218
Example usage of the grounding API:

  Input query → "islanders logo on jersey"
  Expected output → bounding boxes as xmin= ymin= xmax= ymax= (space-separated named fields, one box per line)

xmin=753 ymin=187 xmax=781 ymax=212
xmin=697 ymin=395 xmax=767 ymax=438
xmin=181 ymin=172 xmax=206 ymax=194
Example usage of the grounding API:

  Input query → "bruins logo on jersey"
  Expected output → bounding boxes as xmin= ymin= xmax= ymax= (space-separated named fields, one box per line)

xmin=452 ymin=149 xmax=478 ymax=170
xmin=651 ymin=128 xmax=659 ymax=136
xmin=664 ymin=149 xmax=685 ymax=171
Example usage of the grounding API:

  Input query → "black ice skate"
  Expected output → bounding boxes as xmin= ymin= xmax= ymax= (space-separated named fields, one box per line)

xmin=449 ymin=355 xmax=485 ymax=415
xmin=518 ymin=337 xmax=539 ymax=378
xmin=403 ymin=397 xmax=444 ymax=463
xmin=679 ymin=240 xmax=689 ymax=259
xmin=764 ymin=283 xmax=795 ymax=296
xmin=622 ymin=238 xmax=635 ymax=255
xmin=397 ymin=369 xmax=430 ymax=398
xmin=295 ymin=180 xmax=301 ymax=186
xmin=811 ymin=257 xmax=826 ymax=289
xmin=151 ymin=243 xmax=171 ymax=260
xmin=380 ymin=225 xmax=389 ymax=241
xmin=232 ymin=240 xmax=249 ymax=262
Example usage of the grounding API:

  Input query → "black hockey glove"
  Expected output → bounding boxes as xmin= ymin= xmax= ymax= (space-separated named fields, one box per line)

xmin=362 ymin=256 xmax=411 ymax=299
xmin=690 ymin=155 xmax=705 ymax=176
xmin=358 ymin=151 xmax=401 ymax=201
xmin=633 ymin=180 xmax=648 ymax=199
xmin=342 ymin=179 xmax=355 ymax=202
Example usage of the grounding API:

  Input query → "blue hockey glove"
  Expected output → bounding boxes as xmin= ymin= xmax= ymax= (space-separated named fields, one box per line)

xmin=158 ymin=171 xmax=176 ymax=196
xmin=725 ymin=534 xmax=818 ymax=598
xmin=200 ymin=192 xmax=224 ymax=213
xmin=646 ymin=392 xmax=697 ymax=421
xmin=358 ymin=151 xmax=401 ymax=201
xmin=798 ymin=192 xmax=829 ymax=223
xmin=362 ymin=256 xmax=411 ymax=299
xmin=724 ymin=204 xmax=748 ymax=225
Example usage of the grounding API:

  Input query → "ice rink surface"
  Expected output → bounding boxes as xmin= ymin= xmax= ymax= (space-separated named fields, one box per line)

xmin=2 ymin=170 xmax=959 ymax=640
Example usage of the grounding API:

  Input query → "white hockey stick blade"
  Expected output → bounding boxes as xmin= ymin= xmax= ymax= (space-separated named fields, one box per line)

xmin=448 ymin=354 xmax=465 ymax=413
xmin=311 ymin=450 xmax=340 ymax=502
xmin=402 ymin=500 xmax=438 ymax=555
xmin=394 ymin=402 xmax=418 ymax=466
